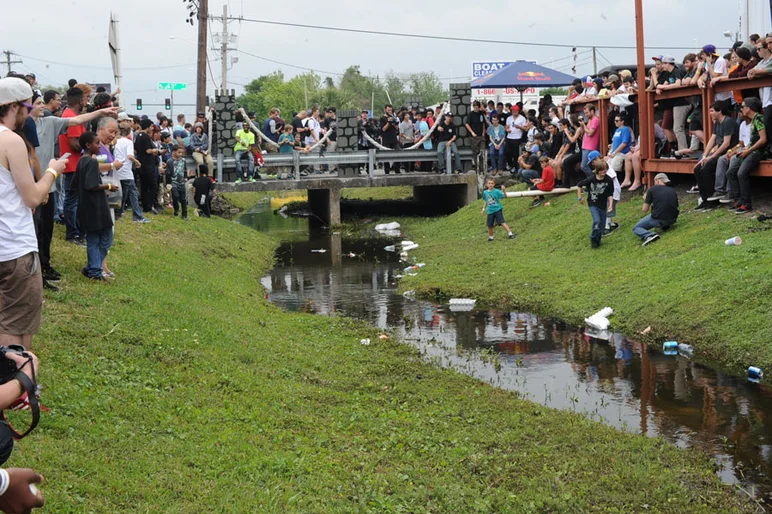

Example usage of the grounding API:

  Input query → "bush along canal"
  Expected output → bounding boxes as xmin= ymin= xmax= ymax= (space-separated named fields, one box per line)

xmin=238 ymin=191 xmax=772 ymax=509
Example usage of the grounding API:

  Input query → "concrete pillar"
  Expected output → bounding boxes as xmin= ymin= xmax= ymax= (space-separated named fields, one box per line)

xmin=214 ymin=90 xmax=237 ymax=182
xmin=449 ymin=82 xmax=472 ymax=172
xmin=336 ymin=109 xmax=359 ymax=177
xmin=307 ymin=188 xmax=341 ymax=225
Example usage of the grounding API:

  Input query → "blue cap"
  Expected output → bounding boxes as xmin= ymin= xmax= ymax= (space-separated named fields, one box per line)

xmin=587 ymin=150 xmax=601 ymax=162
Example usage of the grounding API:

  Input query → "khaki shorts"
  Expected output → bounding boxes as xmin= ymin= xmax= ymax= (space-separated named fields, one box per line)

xmin=0 ymin=253 xmax=42 ymax=336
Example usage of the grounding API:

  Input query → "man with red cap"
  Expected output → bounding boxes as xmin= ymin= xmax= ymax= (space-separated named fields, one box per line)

xmin=504 ymin=105 xmax=526 ymax=171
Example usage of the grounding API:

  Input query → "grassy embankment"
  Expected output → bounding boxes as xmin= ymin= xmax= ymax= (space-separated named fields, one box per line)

xmin=400 ymin=187 xmax=772 ymax=376
xmin=11 ymin=213 xmax=753 ymax=512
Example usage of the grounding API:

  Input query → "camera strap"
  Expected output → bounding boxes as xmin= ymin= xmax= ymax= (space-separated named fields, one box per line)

xmin=1 ymin=371 xmax=39 ymax=440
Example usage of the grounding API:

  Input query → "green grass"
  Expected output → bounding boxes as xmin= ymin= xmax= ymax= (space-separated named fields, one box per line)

xmin=342 ymin=186 xmax=413 ymax=201
xmin=399 ymin=187 xmax=772 ymax=376
xmin=22 ymin=213 xmax=754 ymax=512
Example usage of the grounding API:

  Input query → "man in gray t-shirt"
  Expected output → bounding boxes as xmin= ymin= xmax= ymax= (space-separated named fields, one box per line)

xmin=30 ymin=94 xmax=116 ymax=283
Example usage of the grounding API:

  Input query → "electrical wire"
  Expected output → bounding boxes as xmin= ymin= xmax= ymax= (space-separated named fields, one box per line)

xmin=232 ymin=16 xmax=703 ymax=50
xmin=16 ymin=53 xmax=197 ymax=71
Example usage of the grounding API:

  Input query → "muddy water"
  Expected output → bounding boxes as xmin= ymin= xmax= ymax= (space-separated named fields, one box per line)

xmin=240 ymin=196 xmax=772 ymax=505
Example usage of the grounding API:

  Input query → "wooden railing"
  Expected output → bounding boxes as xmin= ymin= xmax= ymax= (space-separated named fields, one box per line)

xmin=562 ymin=76 xmax=772 ymax=184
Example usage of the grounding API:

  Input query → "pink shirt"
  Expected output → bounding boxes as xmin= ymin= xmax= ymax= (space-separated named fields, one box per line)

xmin=581 ymin=116 xmax=601 ymax=151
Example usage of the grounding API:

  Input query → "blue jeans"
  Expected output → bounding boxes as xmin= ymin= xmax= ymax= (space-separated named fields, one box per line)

xmin=234 ymin=150 xmax=255 ymax=179
xmin=63 ymin=173 xmax=79 ymax=240
xmin=589 ymin=205 xmax=607 ymax=245
xmin=85 ymin=227 xmax=113 ymax=278
xmin=581 ymin=149 xmax=595 ymax=179
xmin=489 ymin=145 xmax=505 ymax=170
xmin=519 ymin=168 xmax=540 ymax=188
xmin=633 ymin=214 xmax=668 ymax=240
xmin=437 ymin=142 xmax=461 ymax=171
xmin=120 ymin=180 xmax=144 ymax=221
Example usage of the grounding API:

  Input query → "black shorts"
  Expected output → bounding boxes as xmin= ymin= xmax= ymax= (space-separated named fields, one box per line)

xmin=487 ymin=210 xmax=505 ymax=228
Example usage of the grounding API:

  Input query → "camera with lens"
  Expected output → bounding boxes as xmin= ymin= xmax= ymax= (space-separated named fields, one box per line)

xmin=0 ymin=345 xmax=28 ymax=385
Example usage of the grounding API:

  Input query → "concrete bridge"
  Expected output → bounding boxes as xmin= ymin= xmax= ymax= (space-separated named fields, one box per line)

xmin=218 ymin=171 xmax=479 ymax=224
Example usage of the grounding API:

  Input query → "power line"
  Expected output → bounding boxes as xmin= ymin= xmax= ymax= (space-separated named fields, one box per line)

xmin=235 ymin=49 xmax=473 ymax=82
xmin=232 ymin=16 xmax=703 ymax=50
xmin=16 ymin=54 xmax=197 ymax=71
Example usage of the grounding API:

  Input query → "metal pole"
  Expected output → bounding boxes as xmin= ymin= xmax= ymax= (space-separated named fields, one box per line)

xmin=196 ymin=0 xmax=208 ymax=113
xmin=634 ymin=0 xmax=651 ymax=182
xmin=216 ymin=153 xmax=223 ymax=183
xmin=303 ymin=75 xmax=308 ymax=110
xmin=445 ymin=145 xmax=452 ymax=174
xmin=592 ymin=47 xmax=598 ymax=75
xmin=170 ymin=89 xmax=174 ymax=122
xmin=221 ymin=4 xmax=228 ymax=91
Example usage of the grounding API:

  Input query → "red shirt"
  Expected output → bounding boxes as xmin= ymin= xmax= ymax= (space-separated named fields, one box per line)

xmin=537 ymin=166 xmax=555 ymax=192
xmin=59 ymin=108 xmax=85 ymax=173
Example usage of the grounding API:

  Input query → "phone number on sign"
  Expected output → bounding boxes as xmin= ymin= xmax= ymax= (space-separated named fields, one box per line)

xmin=476 ymin=88 xmax=537 ymax=95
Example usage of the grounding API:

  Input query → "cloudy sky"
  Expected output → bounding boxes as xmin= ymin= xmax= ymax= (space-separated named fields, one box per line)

xmin=3 ymin=0 xmax=766 ymax=117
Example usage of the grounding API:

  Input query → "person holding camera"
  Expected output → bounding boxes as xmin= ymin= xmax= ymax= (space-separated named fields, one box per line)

xmin=379 ymin=104 xmax=400 ymax=174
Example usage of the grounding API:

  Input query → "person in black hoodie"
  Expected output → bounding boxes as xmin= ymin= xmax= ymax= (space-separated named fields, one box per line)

xmin=576 ymin=160 xmax=614 ymax=249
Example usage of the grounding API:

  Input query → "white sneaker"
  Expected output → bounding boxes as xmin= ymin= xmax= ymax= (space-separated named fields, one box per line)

xmin=706 ymin=194 xmax=726 ymax=202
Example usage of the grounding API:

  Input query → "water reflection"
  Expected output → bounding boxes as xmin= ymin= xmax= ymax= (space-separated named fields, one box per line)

xmin=242 ymin=199 xmax=772 ymax=503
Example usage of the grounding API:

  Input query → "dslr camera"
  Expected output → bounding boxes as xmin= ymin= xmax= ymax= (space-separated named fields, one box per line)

xmin=0 ymin=345 xmax=30 ymax=385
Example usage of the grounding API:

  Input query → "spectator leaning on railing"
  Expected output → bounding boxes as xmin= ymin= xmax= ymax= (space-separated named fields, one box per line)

xmin=747 ymin=37 xmax=772 ymax=147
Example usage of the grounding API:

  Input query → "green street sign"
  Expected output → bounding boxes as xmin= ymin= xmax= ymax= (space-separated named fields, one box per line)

xmin=158 ymin=82 xmax=187 ymax=91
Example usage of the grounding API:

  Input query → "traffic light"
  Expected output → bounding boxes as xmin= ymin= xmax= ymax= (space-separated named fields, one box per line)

xmin=136 ymin=98 xmax=142 ymax=111
xmin=165 ymin=98 xmax=171 ymax=110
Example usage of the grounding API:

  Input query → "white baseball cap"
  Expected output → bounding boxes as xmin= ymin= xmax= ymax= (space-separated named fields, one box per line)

xmin=0 ymin=77 xmax=32 ymax=106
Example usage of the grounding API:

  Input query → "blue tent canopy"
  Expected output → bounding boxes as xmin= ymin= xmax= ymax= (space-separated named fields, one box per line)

xmin=471 ymin=60 xmax=578 ymax=89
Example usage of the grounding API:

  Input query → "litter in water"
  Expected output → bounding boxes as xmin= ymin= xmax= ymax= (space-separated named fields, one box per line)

xmin=346 ymin=252 xmax=357 ymax=258
xmin=663 ymin=341 xmax=678 ymax=355
xmin=402 ymin=290 xmax=415 ymax=298
xmin=585 ymin=327 xmax=611 ymax=341
xmin=311 ymin=249 xmax=327 ymax=253
xmin=678 ymin=343 xmax=694 ymax=358
xmin=449 ymin=298 xmax=476 ymax=305
xmin=749 ymin=366 xmax=764 ymax=383
xmin=375 ymin=222 xmax=401 ymax=231
xmin=384 ymin=245 xmax=396 ymax=252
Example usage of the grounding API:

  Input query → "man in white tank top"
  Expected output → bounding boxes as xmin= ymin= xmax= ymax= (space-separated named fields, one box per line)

xmin=0 ymin=77 xmax=66 ymax=350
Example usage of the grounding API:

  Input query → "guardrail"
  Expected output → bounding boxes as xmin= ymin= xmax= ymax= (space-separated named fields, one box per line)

xmin=209 ymin=147 xmax=474 ymax=182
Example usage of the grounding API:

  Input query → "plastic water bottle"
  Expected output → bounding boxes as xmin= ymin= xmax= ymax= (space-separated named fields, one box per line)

xmin=663 ymin=341 xmax=678 ymax=355
xmin=749 ymin=366 xmax=764 ymax=383
xmin=677 ymin=343 xmax=694 ymax=358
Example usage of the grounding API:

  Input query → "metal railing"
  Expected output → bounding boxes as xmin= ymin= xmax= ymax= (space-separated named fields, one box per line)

xmin=211 ymin=147 xmax=473 ymax=182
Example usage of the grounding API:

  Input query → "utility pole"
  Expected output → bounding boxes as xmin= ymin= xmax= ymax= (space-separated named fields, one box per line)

xmin=2 ymin=50 xmax=22 ymax=76
xmin=220 ymin=4 xmax=229 ymax=91
xmin=592 ymin=47 xmax=597 ymax=75
xmin=196 ymin=0 xmax=208 ymax=113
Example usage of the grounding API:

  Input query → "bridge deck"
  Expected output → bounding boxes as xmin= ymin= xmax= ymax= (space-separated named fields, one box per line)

xmin=216 ymin=171 xmax=479 ymax=192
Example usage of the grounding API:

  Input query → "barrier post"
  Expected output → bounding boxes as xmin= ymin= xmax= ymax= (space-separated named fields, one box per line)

xmin=216 ymin=154 xmax=223 ymax=183
xmin=293 ymin=151 xmax=300 ymax=180
xmin=368 ymin=149 xmax=375 ymax=177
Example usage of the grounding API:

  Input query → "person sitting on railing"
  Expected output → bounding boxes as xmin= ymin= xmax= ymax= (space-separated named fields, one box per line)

xmin=699 ymin=45 xmax=732 ymax=104
xmin=722 ymin=98 xmax=767 ymax=214
xmin=693 ymin=101 xmax=739 ymax=211
xmin=605 ymin=113 xmax=633 ymax=175
xmin=622 ymin=136 xmax=643 ymax=191
xmin=747 ymin=38 xmax=772 ymax=149
xmin=436 ymin=113 xmax=461 ymax=173
xmin=672 ymin=53 xmax=705 ymax=160
xmin=655 ymin=56 xmax=689 ymax=156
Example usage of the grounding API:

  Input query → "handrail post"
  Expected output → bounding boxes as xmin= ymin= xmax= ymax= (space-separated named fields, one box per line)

xmin=368 ymin=149 xmax=375 ymax=177
xmin=599 ymin=98 xmax=609 ymax=157
xmin=445 ymin=145 xmax=452 ymax=175
xmin=293 ymin=151 xmax=300 ymax=181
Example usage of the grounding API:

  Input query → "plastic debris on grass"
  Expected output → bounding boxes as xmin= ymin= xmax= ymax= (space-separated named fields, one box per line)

xmin=360 ymin=338 xmax=371 ymax=346
xmin=585 ymin=307 xmax=613 ymax=331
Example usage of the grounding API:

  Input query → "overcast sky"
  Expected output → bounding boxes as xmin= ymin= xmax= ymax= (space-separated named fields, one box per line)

xmin=2 ymin=0 xmax=767 ymax=117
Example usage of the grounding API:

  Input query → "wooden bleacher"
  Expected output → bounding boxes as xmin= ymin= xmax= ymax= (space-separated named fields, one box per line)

xmin=565 ymin=75 xmax=772 ymax=182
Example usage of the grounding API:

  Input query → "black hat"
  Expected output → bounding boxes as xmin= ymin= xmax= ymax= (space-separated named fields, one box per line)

xmin=140 ymin=119 xmax=153 ymax=130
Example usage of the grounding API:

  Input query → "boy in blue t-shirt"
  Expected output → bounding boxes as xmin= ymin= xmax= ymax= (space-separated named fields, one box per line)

xmin=481 ymin=177 xmax=515 ymax=241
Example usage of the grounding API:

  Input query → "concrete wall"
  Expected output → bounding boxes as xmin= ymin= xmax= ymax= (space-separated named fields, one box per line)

xmin=308 ymin=188 xmax=341 ymax=225
xmin=336 ymin=109 xmax=360 ymax=177
xmin=449 ymin=83 xmax=472 ymax=172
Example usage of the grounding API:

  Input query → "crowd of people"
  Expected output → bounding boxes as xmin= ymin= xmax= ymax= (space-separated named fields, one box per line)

xmin=0 ymin=31 xmax=771 ymax=511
